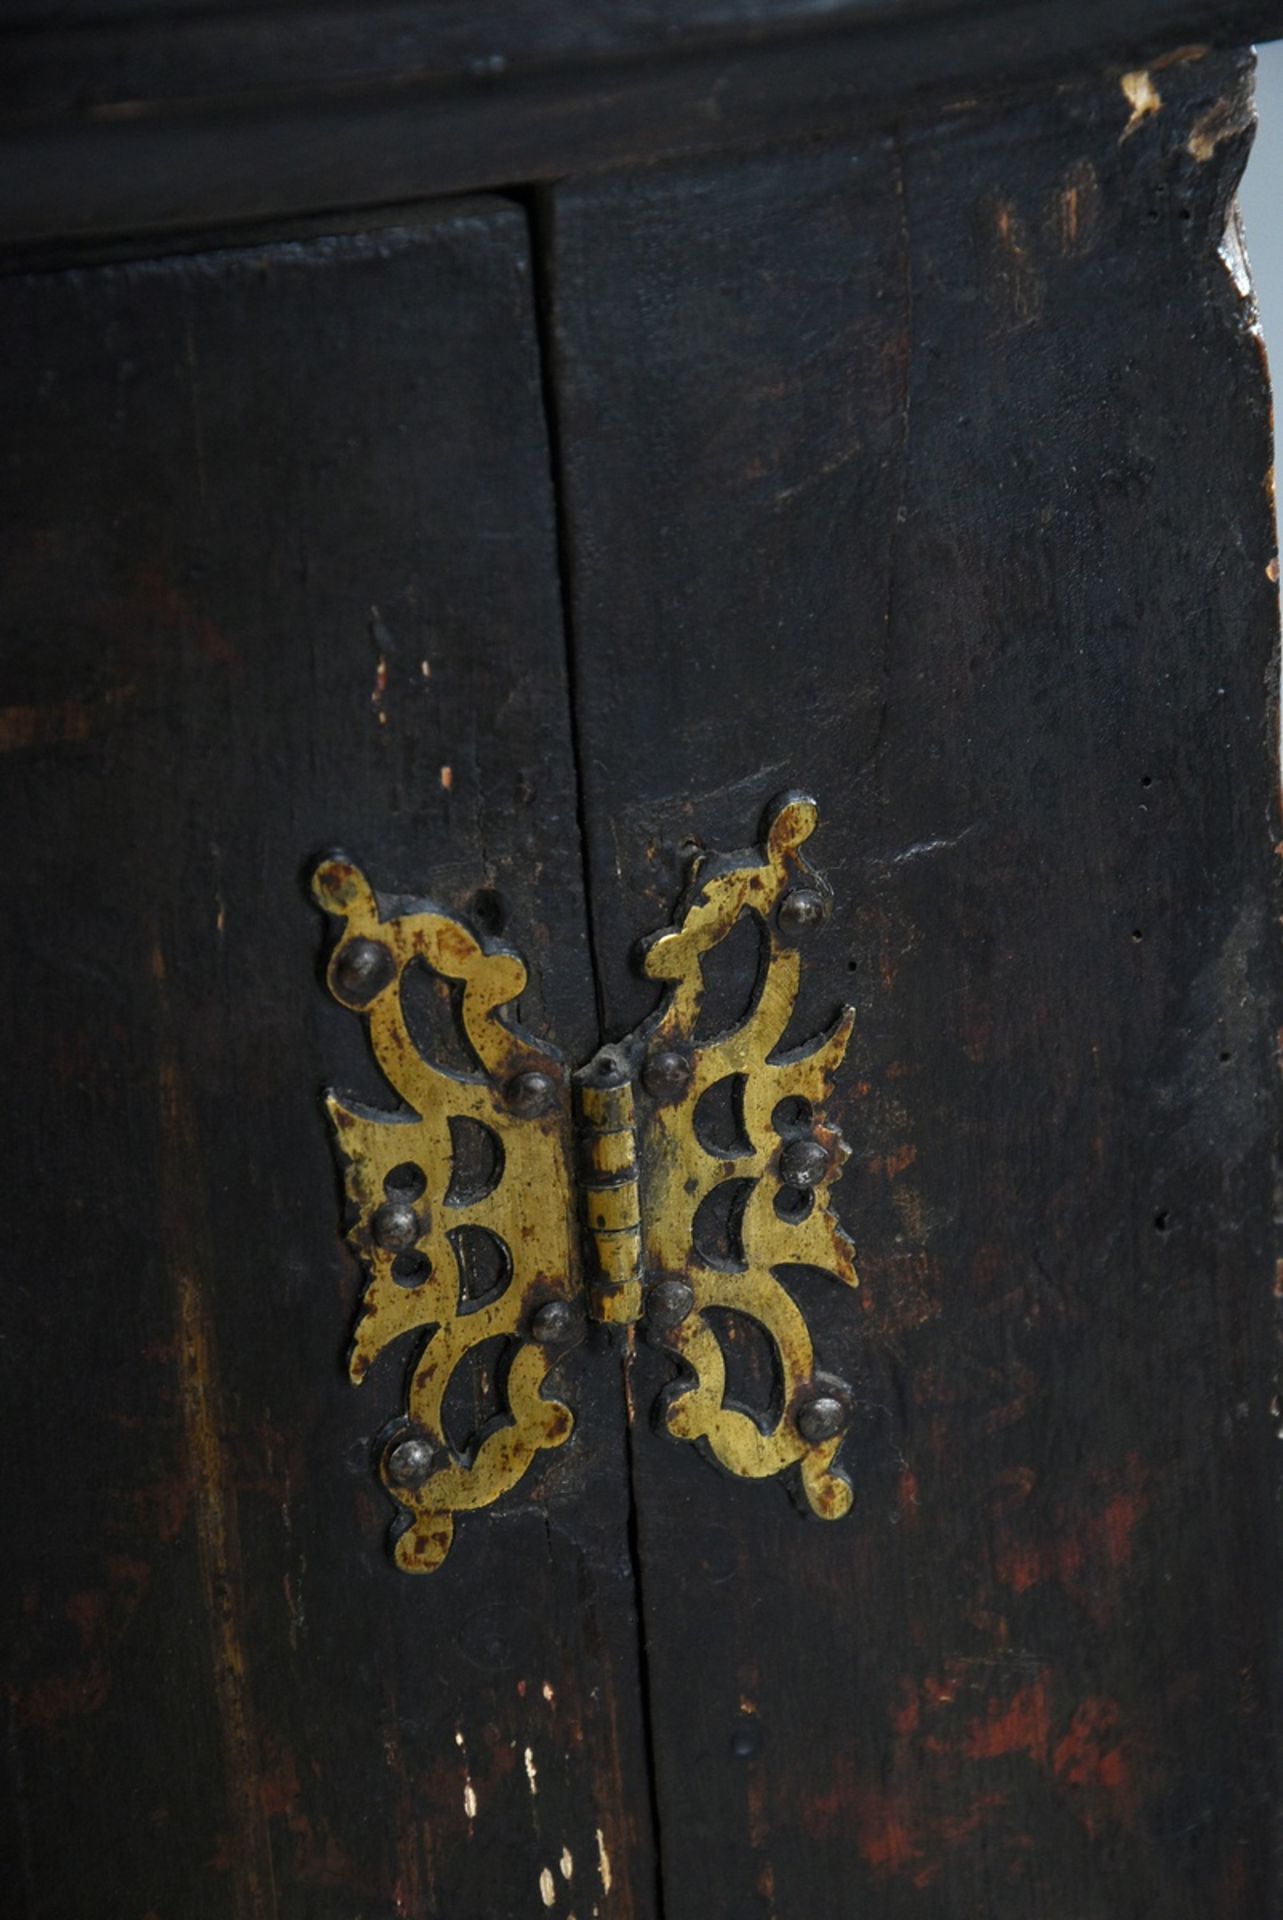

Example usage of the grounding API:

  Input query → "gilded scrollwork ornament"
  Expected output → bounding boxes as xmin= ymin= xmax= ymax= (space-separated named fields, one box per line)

xmin=312 ymin=792 xmax=858 ymax=1570
xmin=312 ymin=856 xmax=581 ymax=1573
xmin=622 ymin=791 xmax=858 ymax=1519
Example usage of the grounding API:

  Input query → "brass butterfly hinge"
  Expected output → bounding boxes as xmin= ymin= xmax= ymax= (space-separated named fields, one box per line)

xmin=312 ymin=792 xmax=858 ymax=1572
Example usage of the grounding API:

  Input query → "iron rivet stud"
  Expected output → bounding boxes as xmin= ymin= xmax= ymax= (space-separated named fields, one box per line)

xmin=797 ymin=1393 xmax=847 ymax=1445
xmin=778 ymin=888 xmax=826 ymax=933
xmin=779 ymin=1138 xmax=831 ymax=1189
xmin=372 ymin=1199 xmax=420 ymax=1251
xmin=647 ymin=1277 xmax=696 ymax=1329
xmin=386 ymin=1435 xmax=436 ymax=1489
xmin=644 ymin=1049 xmax=692 ymax=1098
xmin=506 ymin=1069 xmax=557 ymax=1117
xmin=334 ymin=937 xmax=394 ymax=1003
xmin=530 ymin=1299 xmax=577 ymax=1345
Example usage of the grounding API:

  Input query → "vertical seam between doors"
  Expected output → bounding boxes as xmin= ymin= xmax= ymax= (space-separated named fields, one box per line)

xmin=522 ymin=180 xmax=670 ymax=1920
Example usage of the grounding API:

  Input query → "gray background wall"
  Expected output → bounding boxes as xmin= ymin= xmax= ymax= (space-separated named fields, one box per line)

xmin=1243 ymin=44 xmax=1283 ymax=500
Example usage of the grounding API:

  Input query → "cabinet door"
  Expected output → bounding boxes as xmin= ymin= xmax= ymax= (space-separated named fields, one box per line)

xmin=545 ymin=49 xmax=1280 ymax=1920
xmin=0 ymin=203 xmax=655 ymax=1920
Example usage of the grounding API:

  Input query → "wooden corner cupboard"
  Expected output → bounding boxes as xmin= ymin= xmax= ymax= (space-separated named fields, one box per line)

xmin=3 ymin=4 xmax=1283 ymax=1916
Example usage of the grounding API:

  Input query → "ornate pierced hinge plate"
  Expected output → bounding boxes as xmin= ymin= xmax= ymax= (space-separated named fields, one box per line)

xmin=312 ymin=793 xmax=858 ymax=1571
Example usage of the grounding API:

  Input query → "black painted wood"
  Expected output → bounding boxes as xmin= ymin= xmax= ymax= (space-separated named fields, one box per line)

xmin=2 ymin=0 xmax=1283 ymax=249
xmin=548 ymin=45 xmax=1281 ymax=1917
xmin=2 ymin=4 xmax=1279 ymax=1913
xmin=0 ymin=201 xmax=656 ymax=1920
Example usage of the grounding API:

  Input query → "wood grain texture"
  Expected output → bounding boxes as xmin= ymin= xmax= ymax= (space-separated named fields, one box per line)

xmin=2 ymin=1 xmax=1283 ymax=249
xmin=547 ymin=46 xmax=1281 ymax=1917
xmin=0 ymin=201 xmax=655 ymax=1920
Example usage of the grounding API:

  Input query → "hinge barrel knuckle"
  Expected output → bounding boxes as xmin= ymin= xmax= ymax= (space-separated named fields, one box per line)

xmin=577 ymin=1078 xmax=644 ymax=1324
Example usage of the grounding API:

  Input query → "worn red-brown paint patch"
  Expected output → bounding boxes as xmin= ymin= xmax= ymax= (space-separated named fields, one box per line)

xmin=1051 ymin=1697 xmax=1138 ymax=1831
xmin=252 ymin=1742 xmax=363 ymax=1889
xmin=800 ymin=1657 xmax=1145 ymax=1888
xmin=96 ymin=564 xmax=240 ymax=672
xmin=998 ymin=1494 xmax=1148 ymax=1591
xmin=866 ymin=1142 xmax=918 ymax=1180
xmin=11 ymin=1555 xmax=151 ymax=1734
xmin=837 ymin=1780 xmax=1014 ymax=1890
xmin=863 ymin=1249 xmax=942 ymax=1335
xmin=851 ymin=1784 xmax=919 ymax=1875
xmin=258 ymin=1744 xmax=306 ymax=1828
xmin=890 ymin=1679 xmax=921 ymax=1737
xmin=992 ymin=1453 xmax=1149 ymax=1613
xmin=961 ymin=1679 xmax=1052 ymax=1764
xmin=0 ymin=685 xmax=136 ymax=753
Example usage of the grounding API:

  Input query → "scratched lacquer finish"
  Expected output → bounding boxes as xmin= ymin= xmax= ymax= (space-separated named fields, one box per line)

xmin=0 ymin=204 xmax=655 ymax=1917
xmin=548 ymin=46 xmax=1281 ymax=1920
xmin=2 ymin=9 xmax=1281 ymax=1920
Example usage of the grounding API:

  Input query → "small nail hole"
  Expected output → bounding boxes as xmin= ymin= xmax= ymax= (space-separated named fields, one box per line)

xmin=472 ymin=888 xmax=507 ymax=936
xmin=1153 ymin=1210 xmax=1170 ymax=1233
xmin=1140 ymin=775 xmax=1152 ymax=788
xmin=1131 ymin=929 xmax=1144 ymax=943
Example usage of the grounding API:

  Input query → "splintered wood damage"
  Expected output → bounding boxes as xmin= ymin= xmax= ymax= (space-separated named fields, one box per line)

xmin=1045 ymin=158 xmax=1100 ymax=257
xmin=1119 ymin=69 xmax=1162 ymax=138
xmin=980 ymin=195 xmax=1044 ymax=327
xmin=1188 ymin=92 xmax=1254 ymax=162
